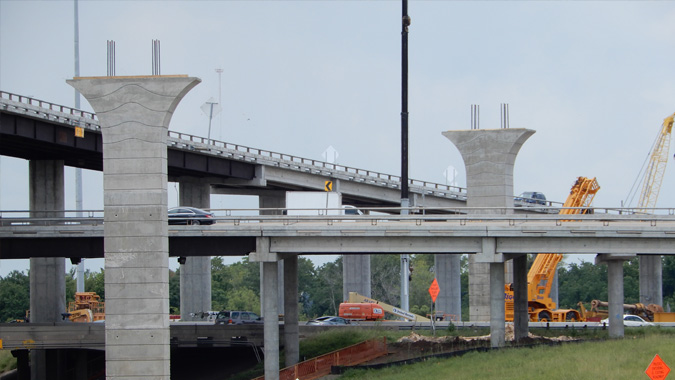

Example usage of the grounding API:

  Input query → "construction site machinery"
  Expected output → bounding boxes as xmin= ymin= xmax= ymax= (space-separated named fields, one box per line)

xmin=505 ymin=176 xmax=600 ymax=322
xmin=627 ymin=112 xmax=675 ymax=213
xmin=345 ymin=292 xmax=430 ymax=322
xmin=578 ymin=300 xmax=664 ymax=322
xmin=63 ymin=292 xmax=105 ymax=323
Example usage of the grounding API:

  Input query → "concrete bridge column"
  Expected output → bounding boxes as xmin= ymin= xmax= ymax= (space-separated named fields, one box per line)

xmin=442 ymin=128 xmax=534 ymax=343
xmin=343 ymin=254 xmax=371 ymax=301
xmin=259 ymin=194 xmax=286 ymax=315
xmin=29 ymin=159 xmax=66 ymax=380
xmin=68 ymin=75 xmax=200 ymax=379
xmin=639 ymin=255 xmax=662 ymax=306
xmin=434 ymin=255 xmax=461 ymax=321
xmin=597 ymin=254 xmax=632 ymax=338
xmin=512 ymin=254 xmax=528 ymax=342
xmin=250 ymin=237 xmax=280 ymax=380
xmin=283 ymin=255 xmax=299 ymax=366
xmin=178 ymin=181 xmax=212 ymax=321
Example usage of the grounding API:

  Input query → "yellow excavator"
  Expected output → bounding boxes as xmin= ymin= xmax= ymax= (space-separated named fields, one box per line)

xmin=505 ymin=176 xmax=600 ymax=322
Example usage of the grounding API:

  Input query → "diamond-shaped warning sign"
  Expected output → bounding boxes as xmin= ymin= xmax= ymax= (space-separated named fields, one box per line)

xmin=646 ymin=354 xmax=670 ymax=380
xmin=428 ymin=278 xmax=440 ymax=303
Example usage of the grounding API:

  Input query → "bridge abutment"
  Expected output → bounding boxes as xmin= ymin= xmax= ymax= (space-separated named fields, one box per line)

xmin=68 ymin=75 xmax=201 ymax=379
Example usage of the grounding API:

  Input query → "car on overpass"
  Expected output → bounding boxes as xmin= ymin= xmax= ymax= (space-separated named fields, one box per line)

xmin=215 ymin=310 xmax=263 ymax=325
xmin=515 ymin=191 xmax=547 ymax=206
xmin=168 ymin=207 xmax=215 ymax=225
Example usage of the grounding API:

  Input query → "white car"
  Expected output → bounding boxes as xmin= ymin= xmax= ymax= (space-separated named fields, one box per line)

xmin=601 ymin=314 xmax=655 ymax=327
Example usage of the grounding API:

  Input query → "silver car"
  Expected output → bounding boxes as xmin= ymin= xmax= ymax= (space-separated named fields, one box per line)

xmin=601 ymin=314 xmax=655 ymax=327
xmin=306 ymin=316 xmax=351 ymax=326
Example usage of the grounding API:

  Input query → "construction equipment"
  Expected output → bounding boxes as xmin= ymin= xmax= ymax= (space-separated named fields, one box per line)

xmin=505 ymin=177 xmax=600 ymax=322
xmin=345 ymin=292 xmax=430 ymax=322
xmin=63 ymin=292 xmax=105 ymax=323
xmin=626 ymin=112 xmax=675 ymax=212
xmin=578 ymin=300 xmax=664 ymax=322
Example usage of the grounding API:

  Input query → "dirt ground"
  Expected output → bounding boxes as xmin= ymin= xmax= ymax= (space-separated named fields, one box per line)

xmin=362 ymin=325 xmax=579 ymax=366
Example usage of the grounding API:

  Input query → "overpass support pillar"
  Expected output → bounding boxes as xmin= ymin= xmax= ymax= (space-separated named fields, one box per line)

xmin=250 ymin=237 xmax=281 ymax=380
xmin=512 ymin=254 xmax=529 ymax=342
xmin=597 ymin=254 xmax=633 ymax=338
xmin=434 ymin=254 xmax=461 ymax=321
xmin=29 ymin=159 xmax=66 ymax=380
xmin=442 ymin=128 xmax=535 ymax=325
xmin=178 ymin=181 xmax=212 ymax=321
xmin=343 ymin=254 xmax=371 ymax=301
xmin=283 ymin=255 xmax=299 ymax=366
xmin=68 ymin=75 xmax=201 ymax=380
xmin=639 ymin=255 xmax=663 ymax=307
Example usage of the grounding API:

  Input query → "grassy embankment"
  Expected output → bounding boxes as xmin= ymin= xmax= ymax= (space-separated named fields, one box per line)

xmin=340 ymin=327 xmax=675 ymax=380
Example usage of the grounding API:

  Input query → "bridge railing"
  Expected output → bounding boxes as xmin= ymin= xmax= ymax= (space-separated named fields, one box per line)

xmin=1 ymin=207 xmax=675 ymax=227
xmin=0 ymin=90 xmax=98 ymax=126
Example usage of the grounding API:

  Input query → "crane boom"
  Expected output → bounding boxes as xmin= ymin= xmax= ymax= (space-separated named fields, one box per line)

xmin=635 ymin=112 xmax=675 ymax=213
xmin=506 ymin=177 xmax=600 ymax=322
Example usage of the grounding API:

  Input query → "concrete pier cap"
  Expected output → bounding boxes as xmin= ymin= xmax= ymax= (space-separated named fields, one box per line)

xmin=442 ymin=128 xmax=535 ymax=209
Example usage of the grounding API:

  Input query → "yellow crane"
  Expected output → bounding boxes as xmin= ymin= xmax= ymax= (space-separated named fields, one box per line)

xmin=629 ymin=112 xmax=675 ymax=212
xmin=505 ymin=177 xmax=600 ymax=322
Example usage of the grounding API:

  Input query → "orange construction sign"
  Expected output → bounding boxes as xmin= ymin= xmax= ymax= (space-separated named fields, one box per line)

xmin=428 ymin=278 xmax=440 ymax=303
xmin=646 ymin=354 xmax=670 ymax=380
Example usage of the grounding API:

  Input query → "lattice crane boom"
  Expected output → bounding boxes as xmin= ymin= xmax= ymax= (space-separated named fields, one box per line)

xmin=636 ymin=112 xmax=675 ymax=213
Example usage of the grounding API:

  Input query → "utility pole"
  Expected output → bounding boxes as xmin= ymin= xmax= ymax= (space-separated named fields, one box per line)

xmin=400 ymin=0 xmax=411 ymax=312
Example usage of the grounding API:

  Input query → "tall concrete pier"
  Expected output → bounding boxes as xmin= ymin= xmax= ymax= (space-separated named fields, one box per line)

xmin=443 ymin=128 xmax=534 ymax=346
xmin=68 ymin=75 xmax=200 ymax=379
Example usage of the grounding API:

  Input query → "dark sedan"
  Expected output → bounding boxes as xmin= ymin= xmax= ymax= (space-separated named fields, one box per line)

xmin=168 ymin=207 xmax=215 ymax=225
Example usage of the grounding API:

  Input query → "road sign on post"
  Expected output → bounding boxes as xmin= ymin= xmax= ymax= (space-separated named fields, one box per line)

xmin=429 ymin=278 xmax=440 ymax=303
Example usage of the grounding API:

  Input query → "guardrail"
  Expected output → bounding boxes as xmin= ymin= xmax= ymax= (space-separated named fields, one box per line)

xmin=1 ymin=207 xmax=675 ymax=227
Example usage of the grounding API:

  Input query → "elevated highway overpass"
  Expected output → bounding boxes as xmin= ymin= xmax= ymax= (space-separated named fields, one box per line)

xmin=0 ymin=91 xmax=471 ymax=210
xmin=0 ymin=211 xmax=673 ymax=260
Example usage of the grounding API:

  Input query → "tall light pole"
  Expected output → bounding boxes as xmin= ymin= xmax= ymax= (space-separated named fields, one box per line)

xmin=400 ymin=0 xmax=411 ymax=312
xmin=215 ymin=68 xmax=223 ymax=140
xmin=74 ymin=0 xmax=85 ymax=293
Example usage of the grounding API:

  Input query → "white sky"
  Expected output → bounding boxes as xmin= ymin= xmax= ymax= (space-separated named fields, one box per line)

xmin=1 ymin=1 xmax=674 ymax=276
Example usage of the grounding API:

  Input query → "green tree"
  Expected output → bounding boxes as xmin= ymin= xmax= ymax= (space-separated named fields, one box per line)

xmin=0 ymin=271 xmax=30 ymax=322
xmin=307 ymin=258 xmax=342 ymax=317
xmin=371 ymin=254 xmax=400 ymax=307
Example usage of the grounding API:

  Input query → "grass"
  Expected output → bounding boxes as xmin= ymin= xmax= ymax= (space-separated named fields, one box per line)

xmin=0 ymin=350 xmax=16 ymax=373
xmin=339 ymin=328 xmax=675 ymax=380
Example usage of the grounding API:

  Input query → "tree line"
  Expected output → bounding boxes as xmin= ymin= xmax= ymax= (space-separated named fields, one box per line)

xmin=0 ymin=255 xmax=673 ymax=322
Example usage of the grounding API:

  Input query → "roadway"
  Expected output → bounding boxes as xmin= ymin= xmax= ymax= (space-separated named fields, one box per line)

xmin=0 ymin=211 xmax=673 ymax=260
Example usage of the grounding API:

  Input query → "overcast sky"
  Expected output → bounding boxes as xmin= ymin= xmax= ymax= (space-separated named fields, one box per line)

xmin=1 ymin=1 xmax=674 ymax=276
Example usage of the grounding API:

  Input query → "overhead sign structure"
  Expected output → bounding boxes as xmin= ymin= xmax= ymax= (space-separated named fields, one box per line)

xmin=325 ymin=181 xmax=333 ymax=192
xmin=646 ymin=354 xmax=670 ymax=380
xmin=428 ymin=278 xmax=440 ymax=303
